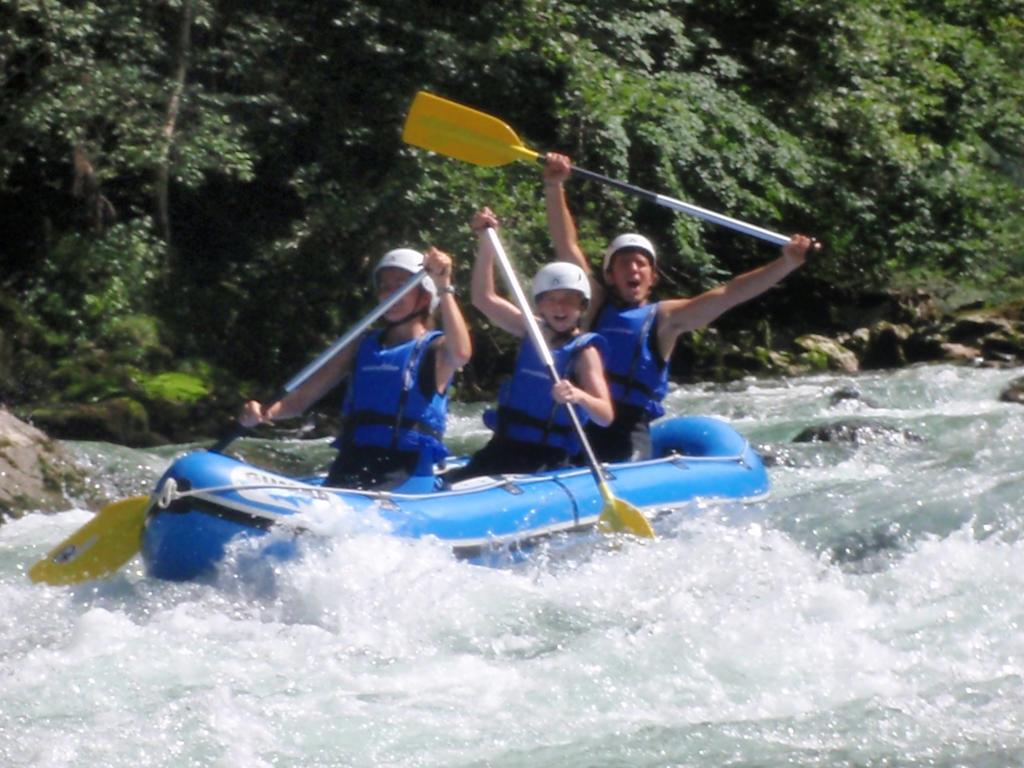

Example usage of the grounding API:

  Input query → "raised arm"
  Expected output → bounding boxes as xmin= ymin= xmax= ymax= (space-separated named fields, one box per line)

xmin=424 ymin=246 xmax=472 ymax=389
xmin=655 ymin=234 xmax=815 ymax=359
xmin=469 ymin=208 xmax=527 ymax=337
xmin=543 ymin=153 xmax=605 ymax=320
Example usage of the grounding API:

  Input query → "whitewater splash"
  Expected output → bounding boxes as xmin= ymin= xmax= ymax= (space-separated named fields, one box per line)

xmin=2 ymin=364 xmax=1023 ymax=767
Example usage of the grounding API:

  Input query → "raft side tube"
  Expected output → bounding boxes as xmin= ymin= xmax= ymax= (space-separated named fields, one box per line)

xmin=141 ymin=416 xmax=769 ymax=580
xmin=651 ymin=415 xmax=750 ymax=459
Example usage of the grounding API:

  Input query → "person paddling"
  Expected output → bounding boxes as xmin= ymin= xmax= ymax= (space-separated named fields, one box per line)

xmin=446 ymin=208 xmax=612 ymax=482
xmin=239 ymin=247 xmax=472 ymax=489
xmin=543 ymin=152 xmax=815 ymax=462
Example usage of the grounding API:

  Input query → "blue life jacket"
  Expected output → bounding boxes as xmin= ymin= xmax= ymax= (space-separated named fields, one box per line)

xmin=593 ymin=302 xmax=668 ymax=421
xmin=488 ymin=332 xmax=606 ymax=453
xmin=339 ymin=330 xmax=448 ymax=471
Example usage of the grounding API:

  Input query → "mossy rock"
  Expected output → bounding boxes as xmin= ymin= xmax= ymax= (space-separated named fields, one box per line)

xmin=721 ymin=349 xmax=770 ymax=375
xmin=798 ymin=348 xmax=831 ymax=371
xmin=138 ymin=371 xmax=210 ymax=404
xmin=753 ymin=346 xmax=802 ymax=375
xmin=794 ymin=334 xmax=859 ymax=373
xmin=28 ymin=396 xmax=153 ymax=447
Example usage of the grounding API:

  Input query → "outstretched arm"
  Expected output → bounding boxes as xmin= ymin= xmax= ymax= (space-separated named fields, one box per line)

xmin=543 ymin=153 xmax=605 ymax=321
xmin=239 ymin=344 xmax=356 ymax=426
xmin=469 ymin=208 xmax=526 ymax=338
xmin=656 ymin=234 xmax=816 ymax=359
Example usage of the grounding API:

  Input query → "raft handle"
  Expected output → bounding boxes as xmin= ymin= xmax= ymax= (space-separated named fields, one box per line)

xmin=500 ymin=480 xmax=524 ymax=495
xmin=668 ymin=454 xmax=691 ymax=471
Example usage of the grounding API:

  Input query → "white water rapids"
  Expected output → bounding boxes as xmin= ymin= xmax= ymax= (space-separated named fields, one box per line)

xmin=2 ymin=364 xmax=1023 ymax=767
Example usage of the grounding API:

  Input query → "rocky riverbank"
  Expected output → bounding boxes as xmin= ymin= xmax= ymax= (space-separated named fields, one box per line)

xmin=677 ymin=294 xmax=1024 ymax=382
xmin=12 ymin=296 xmax=1024 ymax=449
xmin=804 ymin=309 xmax=1024 ymax=374
xmin=0 ymin=407 xmax=92 ymax=519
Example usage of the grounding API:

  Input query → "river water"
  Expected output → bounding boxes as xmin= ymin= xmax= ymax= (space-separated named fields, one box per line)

xmin=2 ymin=363 xmax=1023 ymax=767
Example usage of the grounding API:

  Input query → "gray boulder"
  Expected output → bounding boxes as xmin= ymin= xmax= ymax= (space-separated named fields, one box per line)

xmin=794 ymin=334 xmax=860 ymax=373
xmin=793 ymin=418 xmax=924 ymax=446
xmin=1000 ymin=376 xmax=1024 ymax=405
xmin=0 ymin=408 xmax=88 ymax=519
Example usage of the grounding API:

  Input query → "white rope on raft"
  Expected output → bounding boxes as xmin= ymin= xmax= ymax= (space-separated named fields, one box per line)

xmin=155 ymin=477 xmax=345 ymax=509
xmin=153 ymin=446 xmax=752 ymax=509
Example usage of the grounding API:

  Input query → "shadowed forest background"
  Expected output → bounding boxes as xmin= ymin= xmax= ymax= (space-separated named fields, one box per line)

xmin=1 ymin=0 xmax=1022 ymax=443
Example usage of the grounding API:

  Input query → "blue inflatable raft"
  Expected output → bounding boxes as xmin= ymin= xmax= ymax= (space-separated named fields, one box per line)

xmin=141 ymin=416 xmax=769 ymax=580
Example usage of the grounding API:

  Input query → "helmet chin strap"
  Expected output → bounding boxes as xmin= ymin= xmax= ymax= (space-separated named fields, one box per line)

xmin=381 ymin=296 xmax=431 ymax=337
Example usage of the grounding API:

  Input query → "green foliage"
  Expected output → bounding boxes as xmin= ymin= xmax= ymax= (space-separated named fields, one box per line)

xmin=806 ymin=1 xmax=1024 ymax=285
xmin=102 ymin=314 xmax=162 ymax=357
xmin=20 ymin=220 xmax=162 ymax=345
xmin=1 ymin=0 xmax=260 ymax=192
xmin=138 ymin=372 xmax=210 ymax=404
xmin=2 ymin=0 xmax=1022 ymax=409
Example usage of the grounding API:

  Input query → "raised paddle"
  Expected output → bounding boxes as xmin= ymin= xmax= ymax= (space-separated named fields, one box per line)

xmin=30 ymin=270 xmax=430 ymax=585
xmin=403 ymin=91 xmax=794 ymax=248
xmin=482 ymin=227 xmax=655 ymax=538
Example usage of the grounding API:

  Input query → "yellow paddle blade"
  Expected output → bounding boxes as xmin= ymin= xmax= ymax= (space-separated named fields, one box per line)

xmin=402 ymin=91 xmax=541 ymax=167
xmin=595 ymin=482 xmax=655 ymax=538
xmin=29 ymin=496 xmax=150 ymax=585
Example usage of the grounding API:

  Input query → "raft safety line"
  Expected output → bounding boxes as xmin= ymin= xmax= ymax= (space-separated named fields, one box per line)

xmin=153 ymin=443 xmax=754 ymax=514
xmin=156 ymin=477 xmax=336 ymax=509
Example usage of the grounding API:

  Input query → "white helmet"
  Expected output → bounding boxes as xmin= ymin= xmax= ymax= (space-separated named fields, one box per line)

xmin=374 ymin=248 xmax=438 ymax=312
xmin=602 ymin=233 xmax=656 ymax=273
xmin=531 ymin=262 xmax=591 ymax=303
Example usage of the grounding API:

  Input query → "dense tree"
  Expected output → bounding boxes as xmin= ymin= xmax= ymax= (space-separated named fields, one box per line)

xmin=1 ymin=0 xmax=1021 ymax=413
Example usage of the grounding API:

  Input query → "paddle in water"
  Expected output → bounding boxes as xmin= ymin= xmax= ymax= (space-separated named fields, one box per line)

xmin=482 ymin=227 xmax=654 ymax=538
xmin=29 ymin=495 xmax=151 ymax=585
xmin=403 ymin=91 xmax=813 ymax=248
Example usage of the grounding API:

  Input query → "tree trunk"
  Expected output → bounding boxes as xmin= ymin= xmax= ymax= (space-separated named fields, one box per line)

xmin=156 ymin=0 xmax=193 ymax=266
xmin=72 ymin=144 xmax=116 ymax=232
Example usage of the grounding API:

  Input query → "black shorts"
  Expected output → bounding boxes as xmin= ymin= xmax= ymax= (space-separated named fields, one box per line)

xmin=445 ymin=436 xmax=572 ymax=484
xmin=583 ymin=416 xmax=652 ymax=463
xmin=326 ymin=445 xmax=419 ymax=490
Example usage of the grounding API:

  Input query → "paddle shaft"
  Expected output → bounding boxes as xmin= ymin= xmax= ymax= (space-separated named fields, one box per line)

xmin=554 ymin=160 xmax=792 ymax=247
xmin=210 ymin=270 xmax=428 ymax=454
xmin=483 ymin=228 xmax=608 ymax=492
xmin=285 ymin=270 xmax=428 ymax=391
xmin=518 ymin=140 xmax=792 ymax=245
xmin=403 ymin=91 xmax=796 ymax=247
